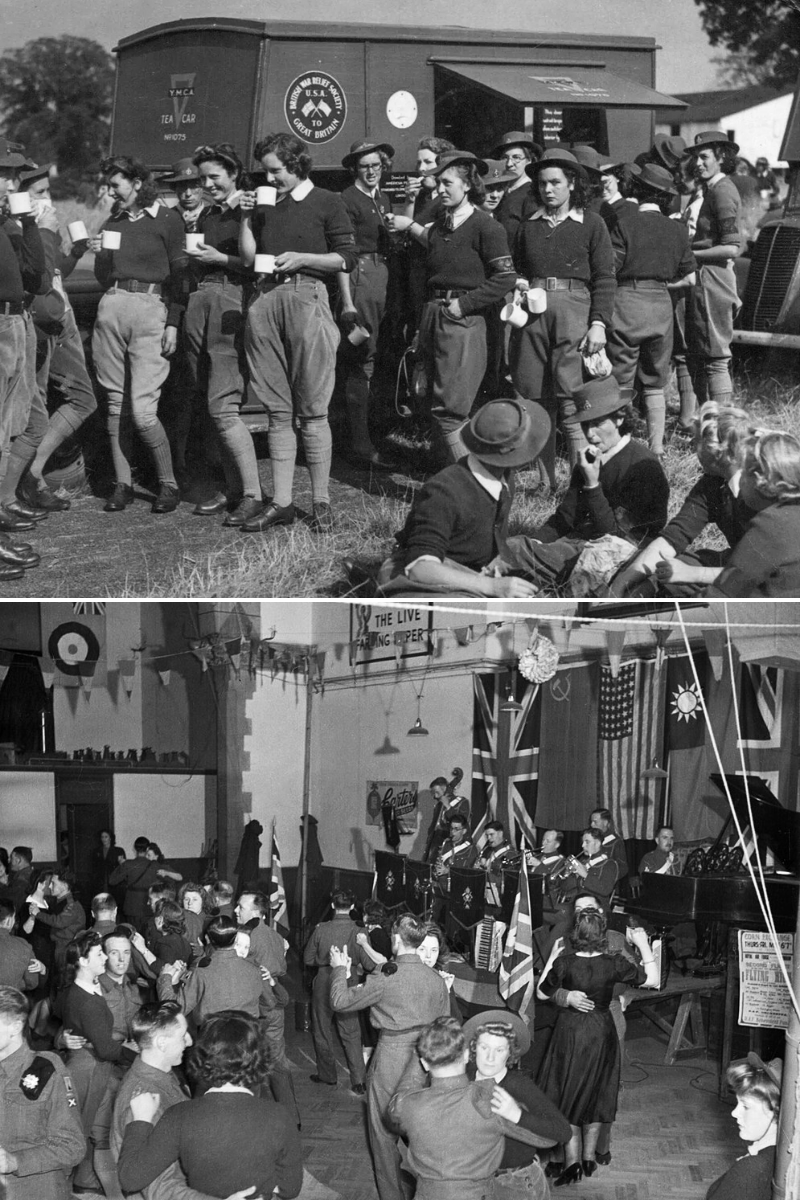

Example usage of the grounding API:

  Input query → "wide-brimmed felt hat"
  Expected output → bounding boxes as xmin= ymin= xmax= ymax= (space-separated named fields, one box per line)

xmin=461 ymin=398 xmax=550 ymax=468
xmin=569 ymin=376 xmax=626 ymax=424
xmin=489 ymin=130 xmax=543 ymax=161
xmin=462 ymin=1008 xmax=532 ymax=1056
xmin=483 ymin=158 xmax=518 ymax=187
xmin=687 ymin=130 xmax=739 ymax=156
xmin=159 ymin=158 xmax=203 ymax=185
xmin=341 ymin=139 xmax=395 ymax=170
xmin=433 ymin=150 xmax=489 ymax=178
xmin=652 ymin=133 xmax=686 ymax=170
xmin=636 ymin=162 xmax=677 ymax=195
xmin=0 ymin=138 xmax=27 ymax=169
xmin=526 ymin=148 xmax=588 ymax=181
xmin=570 ymin=144 xmax=604 ymax=175
xmin=18 ymin=161 xmax=53 ymax=186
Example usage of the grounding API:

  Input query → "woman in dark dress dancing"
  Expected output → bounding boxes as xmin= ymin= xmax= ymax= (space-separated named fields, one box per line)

xmin=537 ymin=909 xmax=658 ymax=1185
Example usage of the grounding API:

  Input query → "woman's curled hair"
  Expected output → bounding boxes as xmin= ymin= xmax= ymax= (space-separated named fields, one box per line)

xmin=253 ymin=133 xmax=312 ymax=180
xmin=192 ymin=142 xmax=250 ymax=190
xmin=99 ymin=155 xmax=159 ymax=209
xmin=744 ymin=431 xmax=800 ymax=502
xmin=64 ymin=930 xmax=103 ymax=987
xmin=155 ymin=899 xmax=187 ymax=937
xmin=570 ymin=909 xmax=608 ymax=954
xmin=726 ymin=1060 xmax=781 ymax=1115
xmin=187 ymin=1010 xmax=272 ymax=1090
xmin=468 ymin=1021 xmax=522 ymax=1066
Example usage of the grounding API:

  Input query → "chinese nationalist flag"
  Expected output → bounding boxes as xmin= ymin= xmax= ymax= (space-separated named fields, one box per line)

xmin=664 ymin=651 xmax=736 ymax=842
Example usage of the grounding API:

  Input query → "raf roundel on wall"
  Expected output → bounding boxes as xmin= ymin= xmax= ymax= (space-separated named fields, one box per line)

xmin=48 ymin=621 xmax=100 ymax=676
xmin=284 ymin=71 xmax=347 ymax=144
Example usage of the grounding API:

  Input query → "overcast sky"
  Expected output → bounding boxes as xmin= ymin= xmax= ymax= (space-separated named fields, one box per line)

xmin=0 ymin=0 xmax=720 ymax=94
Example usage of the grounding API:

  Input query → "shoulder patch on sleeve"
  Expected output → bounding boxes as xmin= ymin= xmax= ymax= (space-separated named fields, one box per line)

xmin=63 ymin=1073 xmax=78 ymax=1107
xmin=19 ymin=1055 xmax=56 ymax=1100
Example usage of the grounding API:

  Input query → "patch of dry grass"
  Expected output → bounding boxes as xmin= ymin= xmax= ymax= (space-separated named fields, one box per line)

xmin=100 ymin=357 xmax=800 ymax=598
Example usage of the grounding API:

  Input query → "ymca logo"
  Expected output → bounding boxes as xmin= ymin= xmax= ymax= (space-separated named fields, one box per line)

xmin=284 ymin=72 xmax=347 ymax=144
xmin=169 ymin=74 xmax=196 ymax=130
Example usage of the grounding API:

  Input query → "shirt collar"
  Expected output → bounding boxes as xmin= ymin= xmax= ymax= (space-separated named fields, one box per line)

xmin=639 ymin=203 xmax=661 ymax=212
xmin=728 ymin=468 xmax=742 ymax=496
xmin=508 ymin=176 xmax=530 ymax=193
xmin=599 ymin=432 xmax=630 ymax=465
xmin=449 ymin=201 xmax=474 ymax=230
xmin=705 ymin=172 xmax=726 ymax=190
xmin=467 ymin=454 xmax=507 ymax=501
xmin=222 ymin=191 xmax=242 ymax=210
xmin=355 ymin=180 xmax=380 ymax=200
xmin=121 ymin=203 xmax=160 ymax=221
xmin=289 ymin=179 xmax=314 ymax=203
xmin=530 ymin=206 xmax=584 ymax=224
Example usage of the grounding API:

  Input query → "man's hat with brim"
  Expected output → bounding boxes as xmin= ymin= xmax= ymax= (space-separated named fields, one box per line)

xmin=687 ymin=130 xmax=739 ymax=156
xmin=433 ymin=150 xmax=489 ymax=178
xmin=652 ymin=133 xmax=686 ymax=170
xmin=483 ymin=158 xmax=518 ymax=187
xmin=461 ymin=398 xmax=550 ymax=469
xmin=18 ymin=161 xmax=53 ymax=187
xmin=341 ymin=139 xmax=395 ymax=170
xmin=159 ymin=158 xmax=203 ymax=185
xmin=636 ymin=162 xmax=678 ymax=196
xmin=462 ymin=1009 xmax=532 ymax=1056
xmin=0 ymin=138 xmax=27 ymax=169
xmin=489 ymin=130 xmax=543 ymax=161
xmin=526 ymin=148 xmax=588 ymax=182
xmin=569 ymin=376 xmax=626 ymax=425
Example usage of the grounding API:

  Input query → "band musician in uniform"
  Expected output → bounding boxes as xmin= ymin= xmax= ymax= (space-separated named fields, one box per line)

xmin=567 ymin=829 xmax=618 ymax=908
xmin=477 ymin=822 xmax=517 ymax=915
xmin=527 ymin=828 xmax=574 ymax=929
xmin=423 ymin=775 xmax=470 ymax=864
xmin=589 ymin=808 xmax=629 ymax=885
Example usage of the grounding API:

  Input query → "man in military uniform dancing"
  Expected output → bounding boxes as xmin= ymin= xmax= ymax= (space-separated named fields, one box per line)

xmin=0 ymin=984 xmax=85 ymax=1199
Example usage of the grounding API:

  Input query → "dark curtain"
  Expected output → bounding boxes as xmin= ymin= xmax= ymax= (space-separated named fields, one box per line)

xmin=0 ymin=654 xmax=47 ymax=757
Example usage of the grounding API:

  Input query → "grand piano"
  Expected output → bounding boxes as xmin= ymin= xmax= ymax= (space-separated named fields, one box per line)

xmin=627 ymin=774 xmax=800 ymax=932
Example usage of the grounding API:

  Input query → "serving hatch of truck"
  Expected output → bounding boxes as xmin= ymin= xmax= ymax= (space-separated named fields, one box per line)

xmin=109 ymin=17 xmax=686 ymax=173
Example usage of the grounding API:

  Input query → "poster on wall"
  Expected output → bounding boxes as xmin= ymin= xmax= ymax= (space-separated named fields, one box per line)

xmin=367 ymin=780 xmax=419 ymax=835
xmin=737 ymin=930 xmax=793 ymax=1028
xmin=350 ymin=605 xmax=433 ymax=666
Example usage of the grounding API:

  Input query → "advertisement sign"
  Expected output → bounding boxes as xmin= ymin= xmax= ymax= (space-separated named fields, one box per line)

xmin=737 ymin=930 xmax=794 ymax=1028
xmin=350 ymin=605 xmax=433 ymax=666
xmin=366 ymin=780 xmax=419 ymax=834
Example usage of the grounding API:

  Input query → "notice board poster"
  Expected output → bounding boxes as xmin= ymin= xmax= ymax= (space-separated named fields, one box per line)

xmin=738 ymin=930 xmax=794 ymax=1028
xmin=350 ymin=604 xmax=433 ymax=666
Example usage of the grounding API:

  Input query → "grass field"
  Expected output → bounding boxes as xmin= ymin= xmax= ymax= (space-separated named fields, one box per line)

xmin=110 ymin=357 xmax=799 ymax=600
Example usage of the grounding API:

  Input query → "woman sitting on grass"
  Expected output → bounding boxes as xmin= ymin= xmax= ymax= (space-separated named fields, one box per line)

xmin=610 ymin=401 xmax=761 ymax=596
xmin=703 ymin=429 xmax=800 ymax=596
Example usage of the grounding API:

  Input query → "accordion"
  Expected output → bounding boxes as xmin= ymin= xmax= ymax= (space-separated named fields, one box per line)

xmin=474 ymin=916 xmax=506 ymax=971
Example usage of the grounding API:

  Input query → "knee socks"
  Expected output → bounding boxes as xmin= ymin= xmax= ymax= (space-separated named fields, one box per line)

xmin=643 ymin=389 xmax=667 ymax=456
xmin=136 ymin=420 xmax=177 ymax=489
xmin=0 ymin=439 xmax=36 ymax=504
xmin=300 ymin=416 xmax=333 ymax=505
xmin=675 ymin=361 xmax=697 ymax=428
xmin=267 ymin=419 xmax=297 ymax=508
xmin=217 ymin=418 xmax=261 ymax=498
xmin=29 ymin=406 xmax=86 ymax=481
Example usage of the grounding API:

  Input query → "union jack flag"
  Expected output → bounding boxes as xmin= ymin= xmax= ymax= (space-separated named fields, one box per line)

xmin=737 ymin=663 xmax=784 ymax=804
xmin=498 ymin=852 xmax=535 ymax=1017
xmin=472 ymin=671 xmax=540 ymax=848
xmin=269 ymin=833 xmax=289 ymax=938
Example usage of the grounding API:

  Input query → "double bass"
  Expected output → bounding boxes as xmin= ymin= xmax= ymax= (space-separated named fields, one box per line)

xmin=423 ymin=766 xmax=465 ymax=863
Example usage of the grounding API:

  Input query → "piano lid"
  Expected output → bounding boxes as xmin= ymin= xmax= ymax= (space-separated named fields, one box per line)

xmin=710 ymin=773 xmax=800 ymax=876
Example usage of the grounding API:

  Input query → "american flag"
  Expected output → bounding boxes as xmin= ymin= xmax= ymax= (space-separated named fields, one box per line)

xmin=270 ymin=833 xmax=289 ymax=938
xmin=472 ymin=671 xmax=540 ymax=848
xmin=598 ymin=658 xmax=660 ymax=841
xmin=498 ymin=852 xmax=535 ymax=1017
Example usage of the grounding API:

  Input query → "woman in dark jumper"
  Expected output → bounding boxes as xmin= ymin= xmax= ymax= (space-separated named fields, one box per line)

xmin=117 ymin=1009 xmax=302 ymax=1199
xmin=90 ymin=155 xmax=187 ymax=515
xmin=705 ymin=1054 xmax=780 ymax=1200
xmin=508 ymin=148 xmax=616 ymax=490
xmin=62 ymin=929 xmax=137 ymax=1192
xmin=390 ymin=151 xmax=516 ymax=464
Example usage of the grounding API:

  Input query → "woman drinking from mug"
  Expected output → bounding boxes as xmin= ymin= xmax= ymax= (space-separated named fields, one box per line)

xmin=508 ymin=148 xmax=615 ymax=491
xmin=391 ymin=151 xmax=516 ymax=465
xmin=91 ymin=155 xmax=187 ymax=514
xmin=182 ymin=142 xmax=262 ymax=527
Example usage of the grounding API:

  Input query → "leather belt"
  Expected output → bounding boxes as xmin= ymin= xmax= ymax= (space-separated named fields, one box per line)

xmin=257 ymin=272 xmax=321 ymax=292
xmin=110 ymin=280 xmax=163 ymax=296
xmin=430 ymin=288 xmax=468 ymax=300
xmin=0 ymin=300 xmax=25 ymax=315
xmin=617 ymin=278 xmax=668 ymax=289
xmin=530 ymin=277 xmax=588 ymax=292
